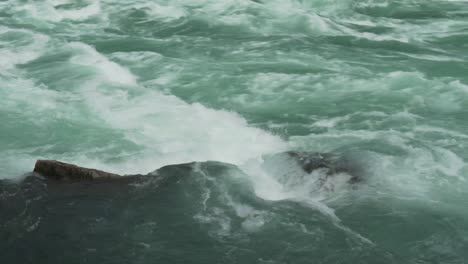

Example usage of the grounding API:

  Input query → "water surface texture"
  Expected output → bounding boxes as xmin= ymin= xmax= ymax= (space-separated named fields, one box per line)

xmin=1 ymin=0 xmax=468 ymax=263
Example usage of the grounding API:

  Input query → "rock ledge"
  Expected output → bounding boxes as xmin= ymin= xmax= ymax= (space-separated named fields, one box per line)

xmin=34 ymin=160 xmax=121 ymax=181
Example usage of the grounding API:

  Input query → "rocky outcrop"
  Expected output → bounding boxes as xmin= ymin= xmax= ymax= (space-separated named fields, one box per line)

xmin=34 ymin=160 xmax=122 ymax=181
xmin=282 ymin=151 xmax=362 ymax=184
xmin=32 ymin=151 xmax=363 ymax=184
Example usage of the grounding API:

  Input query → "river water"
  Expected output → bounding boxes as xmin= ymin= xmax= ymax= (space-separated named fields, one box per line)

xmin=1 ymin=0 xmax=468 ymax=263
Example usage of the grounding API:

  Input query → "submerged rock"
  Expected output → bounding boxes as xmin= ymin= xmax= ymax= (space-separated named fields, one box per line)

xmin=260 ymin=151 xmax=364 ymax=194
xmin=285 ymin=151 xmax=362 ymax=184
xmin=0 ymin=153 xmax=366 ymax=262
xmin=32 ymin=152 xmax=363 ymax=184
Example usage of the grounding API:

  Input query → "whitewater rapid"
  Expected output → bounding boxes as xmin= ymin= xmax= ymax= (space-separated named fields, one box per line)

xmin=1 ymin=1 xmax=468 ymax=262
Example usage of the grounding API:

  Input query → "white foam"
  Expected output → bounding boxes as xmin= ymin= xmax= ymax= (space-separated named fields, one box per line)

xmin=311 ymin=115 xmax=350 ymax=128
xmin=242 ymin=158 xmax=289 ymax=201
xmin=64 ymin=42 xmax=286 ymax=175
xmin=132 ymin=2 xmax=187 ymax=21
xmin=227 ymin=197 xmax=268 ymax=232
xmin=59 ymin=2 xmax=101 ymax=21
xmin=431 ymin=147 xmax=466 ymax=178
xmin=451 ymin=80 xmax=468 ymax=94
xmin=414 ymin=125 xmax=468 ymax=139
xmin=0 ymin=78 xmax=59 ymax=113
xmin=14 ymin=1 xmax=101 ymax=22
xmin=82 ymin=90 xmax=286 ymax=174
xmin=0 ymin=39 xmax=287 ymax=180
xmin=0 ymin=28 xmax=49 ymax=71
xmin=69 ymin=42 xmax=137 ymax=86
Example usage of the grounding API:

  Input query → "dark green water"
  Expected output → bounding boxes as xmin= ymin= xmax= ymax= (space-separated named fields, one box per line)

xmin=1 ymin=0 xmax=468 ymax=263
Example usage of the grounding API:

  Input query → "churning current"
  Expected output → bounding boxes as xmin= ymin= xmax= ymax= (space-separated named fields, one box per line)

xmin=1 ymin=0 xmax=468 ymax=263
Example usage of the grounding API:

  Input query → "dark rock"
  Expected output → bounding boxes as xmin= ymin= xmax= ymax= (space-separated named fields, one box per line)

xmin=33 ymin=160 xmax=122 ymax=181
xmin=285 ymin=151 xmax=363 ymax=183
xmin=33 ymin=152 xmax=364 ymax=185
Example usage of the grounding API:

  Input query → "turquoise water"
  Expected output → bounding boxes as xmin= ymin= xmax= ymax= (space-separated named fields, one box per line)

xmin=1 ymin=0 xmax=468 ymax=263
